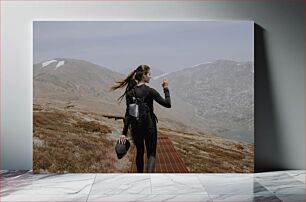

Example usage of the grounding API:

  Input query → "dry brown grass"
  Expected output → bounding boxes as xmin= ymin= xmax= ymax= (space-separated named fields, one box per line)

xmin=159 ymin=128 xmax=254 ymax=173
xmin=33 ymin=104 xmax=133 ymax=173
xmin=74 ymin=120 xmax=112 ymax=133
xmin=33 ymin=103 xmax=253 ymax=173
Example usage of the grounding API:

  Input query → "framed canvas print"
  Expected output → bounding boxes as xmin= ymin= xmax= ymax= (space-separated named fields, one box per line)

xmin=33 ymin=21 xmax=254 ymax=173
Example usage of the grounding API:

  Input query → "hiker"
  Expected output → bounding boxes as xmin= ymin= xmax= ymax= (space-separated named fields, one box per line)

xmin=111 ymin=64 xmax=171 ymax=173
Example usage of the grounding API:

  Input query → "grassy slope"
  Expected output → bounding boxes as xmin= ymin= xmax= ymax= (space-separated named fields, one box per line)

xmin=160 ymin=128 xmax=254 ymax=173
xmin=33 ymin=104 xmax=254 ymax=173
xmin=33 ymin=104 xmax=134 ymax=173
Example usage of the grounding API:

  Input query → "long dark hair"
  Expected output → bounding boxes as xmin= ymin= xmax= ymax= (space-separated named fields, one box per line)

xmin=110 ymin=64 xmax=151 ymax=103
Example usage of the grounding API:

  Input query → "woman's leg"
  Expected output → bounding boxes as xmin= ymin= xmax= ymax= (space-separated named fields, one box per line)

xmin=147 ymin=156 xmax=156 ymax=173
xmin=145 ymin=116 xmax=157 ymax=173
xmin=132 ymin=127 xmax=145 ymax=173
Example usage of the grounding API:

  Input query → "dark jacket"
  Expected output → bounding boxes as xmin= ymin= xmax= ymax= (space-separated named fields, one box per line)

xmin=122 ymin=84 xmax=171 ymax=136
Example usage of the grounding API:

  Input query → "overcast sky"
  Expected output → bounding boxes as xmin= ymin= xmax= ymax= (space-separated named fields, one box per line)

xmin=33 ymin=21 xmax=253 ymax=73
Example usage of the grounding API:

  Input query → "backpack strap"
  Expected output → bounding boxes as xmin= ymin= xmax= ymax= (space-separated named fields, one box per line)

xmin=131 ymin=88 xmax=137 ymax=102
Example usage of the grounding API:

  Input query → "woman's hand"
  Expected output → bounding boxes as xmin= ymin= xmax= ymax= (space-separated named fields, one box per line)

xmin=119 ymin=134 xmax=126 ymax=144
xmin=162 ymin=79 xmax=169 ymax=88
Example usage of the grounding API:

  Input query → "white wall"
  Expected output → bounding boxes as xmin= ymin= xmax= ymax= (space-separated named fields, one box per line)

xmin=1 ymin=0 xmax=304 ymax=171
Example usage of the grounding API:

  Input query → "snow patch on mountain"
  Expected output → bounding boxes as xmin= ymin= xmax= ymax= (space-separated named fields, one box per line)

xmin=153 ymin=72 xmax=171 ymax=80
xmin=42 ymin=60 xmax=57 ymax=67
xmin=192 ymin=61 xmax=213 ymax=67
xmin=55 ymin=61 xmax=65 ymax=70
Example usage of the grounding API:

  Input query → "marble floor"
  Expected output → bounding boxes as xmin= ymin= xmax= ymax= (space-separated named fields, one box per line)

xmin=0 ymin=170 xmax=305 ymax=202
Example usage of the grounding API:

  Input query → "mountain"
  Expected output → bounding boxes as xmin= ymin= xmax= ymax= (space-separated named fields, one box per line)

xmin=151 ymin=60 xmax=254 ymax=143
xmin=33 ymin=58 xmax=254 ymax=143
xmin=33 ymin=58 xmax=254 ymax=173
xmin=33 ymin=58 xmax=126 ymax=115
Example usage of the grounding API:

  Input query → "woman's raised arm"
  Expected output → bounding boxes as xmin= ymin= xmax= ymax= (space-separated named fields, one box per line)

xmin=151 ymin=86 xmax=171 ymax=108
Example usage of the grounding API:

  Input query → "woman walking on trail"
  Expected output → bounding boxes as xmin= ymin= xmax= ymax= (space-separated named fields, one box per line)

xmin=111 ymin=64 xmax=171 ymax=173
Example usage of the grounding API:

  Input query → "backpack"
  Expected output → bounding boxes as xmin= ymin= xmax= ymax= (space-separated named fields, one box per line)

xmin=128 ymin=88 xmax=150 ymax=125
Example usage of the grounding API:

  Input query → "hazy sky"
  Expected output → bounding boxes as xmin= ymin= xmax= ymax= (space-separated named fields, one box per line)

xmin=34 ymin=21 xmax=253 ymax=73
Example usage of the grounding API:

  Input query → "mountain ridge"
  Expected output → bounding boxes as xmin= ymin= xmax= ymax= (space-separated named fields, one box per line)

xmin=34 ymin=58 xmax=254 ymax=143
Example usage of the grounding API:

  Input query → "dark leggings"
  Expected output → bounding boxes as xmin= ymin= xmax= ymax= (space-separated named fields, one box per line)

xmin=131 ymin=114 xmax=157 ymax=173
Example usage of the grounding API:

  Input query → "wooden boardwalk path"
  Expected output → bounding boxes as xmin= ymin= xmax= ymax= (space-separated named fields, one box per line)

xmin=101 ymin=114 xmax=124 ymax=120
xmin=130 ymin=134 xmax=189 ymax=173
